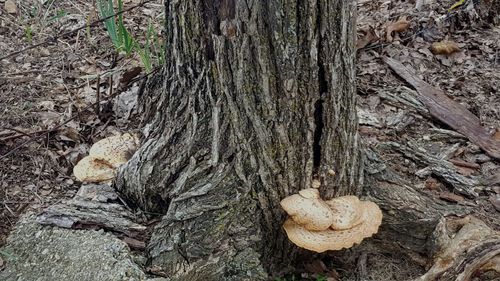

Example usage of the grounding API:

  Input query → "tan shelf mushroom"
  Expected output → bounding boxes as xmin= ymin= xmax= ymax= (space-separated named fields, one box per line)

xmin=73 ymin=156 xmax=115 ymax=183
xmin=280 ymin=190 xmax=383 ymax=253
xmin=89 ymin=133 xmax=140 ymax=168
xmin=73 ymin=133 xmax=140 ymax=183
xmin=326 ymin=196 xmax=363 ymax=230
xmin=280 ymin=189 xmax=336 ymax=231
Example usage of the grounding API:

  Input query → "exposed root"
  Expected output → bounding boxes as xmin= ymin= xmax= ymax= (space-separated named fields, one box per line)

xmin=416 ymin=216 xmax=500 ymax=281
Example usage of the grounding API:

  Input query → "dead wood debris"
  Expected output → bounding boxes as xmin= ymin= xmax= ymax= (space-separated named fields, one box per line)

xmin=36 ymin=184 xmax=147 ymax=249
xmin=417 ymin=216 xmax=500 ymax=281
xmin=384 ymin=57 xmax=500 ymax=160
xmin=382 ymin=141 xmax=480 ymax=197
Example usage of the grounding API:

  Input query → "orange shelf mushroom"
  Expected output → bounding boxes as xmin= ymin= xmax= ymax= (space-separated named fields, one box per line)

xmin=280 ymin=189 xmax=383 ymax=253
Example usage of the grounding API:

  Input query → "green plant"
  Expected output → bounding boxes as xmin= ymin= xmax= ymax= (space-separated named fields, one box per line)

xmin=97 ymin=0 xmax=166 ymax=72
xmin=136 ymin=20 xmax=165 ymax=73
xmin=24 ymin=25 xmax=33 ymax=43
xmin=47 ymin=9 xmax=68 ymax=23
xmin=98 ymin=0 xmax=134 ymax=56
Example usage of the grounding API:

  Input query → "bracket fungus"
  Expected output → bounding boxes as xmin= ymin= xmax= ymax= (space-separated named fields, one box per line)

xmin=73 ymin=133 xmax=140 ymax=183
xmin=280 ymin=189 xmax=383 ymax=253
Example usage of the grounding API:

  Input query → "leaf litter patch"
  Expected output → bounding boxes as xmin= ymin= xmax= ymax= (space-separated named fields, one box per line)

xmin=0 ymin=0 xmax=164 ymax=246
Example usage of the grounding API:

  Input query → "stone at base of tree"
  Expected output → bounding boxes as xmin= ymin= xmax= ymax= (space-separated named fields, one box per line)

xmin=0 ymin=213 xmax=167 ymax=281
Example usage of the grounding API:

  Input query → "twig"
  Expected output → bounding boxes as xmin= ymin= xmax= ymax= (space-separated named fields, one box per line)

xmin=108 ymin=75 xmax=113 ymax=100
xmin=0 ymin=128 xmax=49 ymax=142
xmin=0 ymin=127 xmax=34 ymax=138
xmin=96 ymin=74 xmax=101 ymax=116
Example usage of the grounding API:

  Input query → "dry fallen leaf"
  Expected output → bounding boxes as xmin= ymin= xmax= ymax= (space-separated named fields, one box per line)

xmin=120 ymin=66 xmax=142 ymax=85
xmin=430 ymin=40 xmax=460 ymax=55
xmin=357 ymin=26 xmax=378 ymax=49
xmin=386 ymin=17 xmax=409 ymax=42
xmin=5 ymin=0 xmax=18 ymax=14
xmin=493 ymin=129 xmax=500 ymax=141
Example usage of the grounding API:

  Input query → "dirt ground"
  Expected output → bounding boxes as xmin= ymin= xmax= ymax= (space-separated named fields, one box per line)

xmin=0 ymin=0 xmax=499 ymax=280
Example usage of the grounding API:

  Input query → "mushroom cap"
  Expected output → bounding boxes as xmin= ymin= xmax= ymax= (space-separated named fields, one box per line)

xmin=326 ymin=196 xmax=363 ymax=230
xmin=280 ymin=189 xmax=335 ymax=231
xmin=89 ymin=133 xmax=139 ymax=168
xmin=283 ymin=201 xmax=383 ymax=253
xmin=73 ymin=156 xmax=116 ymax=183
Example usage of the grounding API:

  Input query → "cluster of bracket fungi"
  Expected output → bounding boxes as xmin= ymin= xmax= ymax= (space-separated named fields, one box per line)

xmin=73 ymin=133 xmax=140 ymax=183
xmin=74 ymin=134 xmax=382 ymax=253
xmin=280 ymin=188 xmax=383 ymax=252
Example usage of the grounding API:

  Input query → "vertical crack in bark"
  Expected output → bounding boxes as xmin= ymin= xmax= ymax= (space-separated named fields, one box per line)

xmin=312 ymin=94 xmax=324 ymax=170
xmin=313 ymin=1 xmax=328 ymax=172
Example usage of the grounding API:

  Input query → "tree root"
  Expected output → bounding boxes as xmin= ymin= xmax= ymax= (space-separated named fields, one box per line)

xmin=416 ymin=216 xmax=500 ymax=281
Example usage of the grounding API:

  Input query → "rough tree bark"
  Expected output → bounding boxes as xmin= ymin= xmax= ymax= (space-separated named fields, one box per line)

xmin=116 ymin=0 xmax=359 ymax=280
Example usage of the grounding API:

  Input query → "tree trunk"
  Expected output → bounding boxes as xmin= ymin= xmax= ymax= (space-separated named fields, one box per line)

xmin=116 ymin=0 xmax=359 ymax=280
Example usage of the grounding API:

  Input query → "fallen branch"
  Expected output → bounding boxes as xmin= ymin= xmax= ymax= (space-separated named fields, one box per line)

xmin=384 ymin=57 xmax=500 ymax=160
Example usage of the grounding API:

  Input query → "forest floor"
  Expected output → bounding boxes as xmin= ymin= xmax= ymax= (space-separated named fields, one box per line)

xmin=357 ymin=0 xmax=500 ymax=224
xmin=0 ymin=0 xmax=164 ymax=246
xmin=0 ymin=0 xmax=499 ymax=280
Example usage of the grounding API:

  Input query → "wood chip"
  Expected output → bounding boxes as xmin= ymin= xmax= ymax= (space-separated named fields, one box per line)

xmin=4 ymin=0 xmax=18 ymax=14
xmin=122 ymin=237 xmax=146 ymax=251
xmin=439 ymin=192 xmax=464 ymax=203
xmin=449 ymin=158 xmax=480 ymax=169
xmin=449 ymin=158 xmax=479 ymax=176
xmin=430 ymin=40 xmax=460 ymax=55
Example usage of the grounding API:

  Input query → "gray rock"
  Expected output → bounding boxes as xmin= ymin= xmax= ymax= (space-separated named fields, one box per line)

xmin=0 ymin=213 xmax=167 ymax=281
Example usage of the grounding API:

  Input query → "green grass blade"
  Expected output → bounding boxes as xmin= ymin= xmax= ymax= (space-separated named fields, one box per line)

xmin=97 ymin=0 xmax=120 ymax=49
